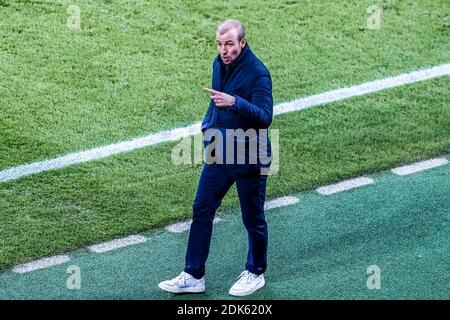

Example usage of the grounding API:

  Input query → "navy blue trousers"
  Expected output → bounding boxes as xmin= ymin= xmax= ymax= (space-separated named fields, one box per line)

xmin=184 ymin=163 xmax=268 ymax=279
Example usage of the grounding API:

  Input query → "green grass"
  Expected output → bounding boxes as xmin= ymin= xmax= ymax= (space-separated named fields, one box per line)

xmin=0 ymin=0 xmax=449 ymax=270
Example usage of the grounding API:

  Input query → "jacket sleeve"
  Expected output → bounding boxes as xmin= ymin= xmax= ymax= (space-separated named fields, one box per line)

xmin=201 ymin=59 xmax=219 ymax=132
xmin=232 ymin=74 xmax=273 ymax=128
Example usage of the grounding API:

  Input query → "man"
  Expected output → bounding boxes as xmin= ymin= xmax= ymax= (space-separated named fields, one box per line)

xmin=158 ymin=19 xmax=273 ymax=297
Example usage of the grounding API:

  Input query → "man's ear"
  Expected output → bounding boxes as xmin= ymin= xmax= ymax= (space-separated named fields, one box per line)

xmin=241 ymin=38 xmax=247 ymax=48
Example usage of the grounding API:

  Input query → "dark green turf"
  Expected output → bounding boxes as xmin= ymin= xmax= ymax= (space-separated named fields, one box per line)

xmin=1 ymin=157 xmax=448 ymax=299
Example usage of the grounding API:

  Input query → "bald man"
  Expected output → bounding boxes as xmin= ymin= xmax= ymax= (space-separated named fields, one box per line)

xmin=159 ymin=19 xmax=273 ymax=297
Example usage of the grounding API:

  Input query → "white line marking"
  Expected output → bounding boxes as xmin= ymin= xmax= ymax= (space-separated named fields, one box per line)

xmin=264 ymin=196 xmax=299 ymax=210
xmin=0 ymin=123 xmax=201 ymax=183
xmin=391 ymin=158 xmax=448 ymax=176
xmin=1 ymin=63 xmax=449 ymax=183
xmin=274 ymin=63 xmax=450 ymax=115
xmin=87 ymin=235 xmax=147 ymax=253
xmin=12 ymin=255 xmax=70 ymax=274
xmin=166 ymin=217 xmax=222 ymax=233
xmin=316 ymin=177 xmax=375 ymax=195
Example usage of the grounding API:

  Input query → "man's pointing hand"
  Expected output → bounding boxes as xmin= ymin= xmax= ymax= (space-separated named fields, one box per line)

xmin=204 ymin=87 xmax=236 ymax=107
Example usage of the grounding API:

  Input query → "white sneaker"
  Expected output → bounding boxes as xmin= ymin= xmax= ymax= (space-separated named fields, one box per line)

xmin=228 ymin=270 xmax=265 ymax=297
xmin=158 ymin=271 xmax=205 ymax=294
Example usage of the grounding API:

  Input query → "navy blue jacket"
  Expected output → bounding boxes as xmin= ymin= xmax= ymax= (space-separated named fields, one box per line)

xmin=201 ymin=44 xmax=273 ymax=132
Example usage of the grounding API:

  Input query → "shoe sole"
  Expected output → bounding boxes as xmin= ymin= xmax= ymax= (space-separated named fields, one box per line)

xmin=158 ymin=283 xmax=205 ymax=294
xmin=228 ymin=279 xmax=265 ymax=297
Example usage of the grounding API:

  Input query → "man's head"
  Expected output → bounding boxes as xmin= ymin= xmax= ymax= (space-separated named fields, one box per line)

xmin=216 ymin=19 xmax=246 ymax=65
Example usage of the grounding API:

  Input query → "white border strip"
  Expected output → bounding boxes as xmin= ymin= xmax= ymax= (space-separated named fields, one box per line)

xmin=166 ymin=217 xmax=222 ymax=233
xmin=274 ymin=63 xmax=450 ymax=115
xmin=0 ymin=123 xmax=201 ymax=183
xmin=87 ymin=235 xmax=147 ymax=253
xmin=12 ymin=255 xmax=70 ymax=274
xmin=264 ymin=196 xmax=299 ymax=210
xmin=391 ymin=158 xmax=448 ymax=176
xmin=316 ymin=177 xmax=375 ymax=195
xmin=1 ymin=63 xmax=449 ymax=183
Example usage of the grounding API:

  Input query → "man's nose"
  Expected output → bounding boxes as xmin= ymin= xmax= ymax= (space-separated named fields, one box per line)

xmin=220 ymin=46 xmax=227 ymax=54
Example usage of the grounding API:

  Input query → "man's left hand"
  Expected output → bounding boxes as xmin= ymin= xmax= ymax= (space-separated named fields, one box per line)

xmin=204 ymin=87 xmax=236 ymax=107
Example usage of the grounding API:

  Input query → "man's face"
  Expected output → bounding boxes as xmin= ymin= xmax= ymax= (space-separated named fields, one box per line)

xmin=216 ymin=29 xmax=246 ymax=65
